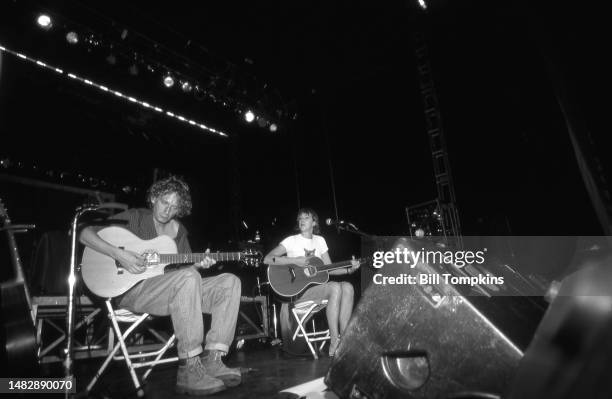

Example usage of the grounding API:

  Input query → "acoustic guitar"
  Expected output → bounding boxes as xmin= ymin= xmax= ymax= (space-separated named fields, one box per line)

xmin=267 ymin=256 xmax=369 ymax=297
xmin=0 ymin=198 xmax=38 ymax=375
xmin=81 ymin=226 xmax=261 ymax=298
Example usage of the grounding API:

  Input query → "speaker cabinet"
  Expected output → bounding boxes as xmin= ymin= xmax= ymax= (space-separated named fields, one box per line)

xmin=327 ymin=237 xmax=546 ymax=399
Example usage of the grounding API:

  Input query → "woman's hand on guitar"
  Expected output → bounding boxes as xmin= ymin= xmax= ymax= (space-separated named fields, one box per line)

xmin=349 ymin=255 xmax=361 ymax=274
xmin=117 ymin=249 xmax=146 ymax=274
xmin=195 ymin=249 xmax=217 ymax=268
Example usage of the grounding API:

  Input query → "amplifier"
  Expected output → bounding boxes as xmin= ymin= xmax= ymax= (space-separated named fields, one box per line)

xmin=327 ymin=237 xmax=546 ymax=399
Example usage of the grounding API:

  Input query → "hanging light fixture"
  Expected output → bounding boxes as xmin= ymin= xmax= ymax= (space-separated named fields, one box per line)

xmin=163 ymin=73 xmax=175 ymax=88
xmin=65 ymin=31 xmax=79 ymax=45
xmin=36 ymin=14 xmax=52 ymax=30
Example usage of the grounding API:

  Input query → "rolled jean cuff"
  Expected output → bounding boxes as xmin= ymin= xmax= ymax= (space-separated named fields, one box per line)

xmin=204 ymin=342 xmax=229 ymax=354
xmin=180 ymin=346 xmax=203 ymax=359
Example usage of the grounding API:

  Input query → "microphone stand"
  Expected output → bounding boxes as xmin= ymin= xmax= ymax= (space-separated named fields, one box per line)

xmin=336 ymin=222 xmax=374 ymax=240
xmin=64 ymin=202 xmax=127 ymax=397
xmin=64 ymin=205 xmax=98 ymax=397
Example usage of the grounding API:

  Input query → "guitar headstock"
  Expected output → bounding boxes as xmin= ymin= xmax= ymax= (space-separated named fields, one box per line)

xmin=241 ymin=249 xmax=262 ymax=267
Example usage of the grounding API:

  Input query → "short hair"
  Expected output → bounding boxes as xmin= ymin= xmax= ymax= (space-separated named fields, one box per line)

xmin=147 ymin=176 xmax=192 ymax=218
xmin=295 ymin=207 xmax=320 ymax=234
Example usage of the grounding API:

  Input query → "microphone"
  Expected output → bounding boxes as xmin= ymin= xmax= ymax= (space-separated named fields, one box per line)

xmin=325 ymin=218 xmax=346 ymax=226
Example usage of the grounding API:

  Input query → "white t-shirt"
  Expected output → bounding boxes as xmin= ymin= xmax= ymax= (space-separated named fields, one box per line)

xmin=280 ymin=234 xmax=329 ymax=258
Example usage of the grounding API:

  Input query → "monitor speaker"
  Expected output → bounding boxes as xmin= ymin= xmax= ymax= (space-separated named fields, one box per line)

xmin=327 ymin=237 xmax=546 ymax=399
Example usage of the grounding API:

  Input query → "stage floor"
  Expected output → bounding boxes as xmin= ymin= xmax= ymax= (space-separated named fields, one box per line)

xmin=47 ymin=345 xmax=333 ymax=398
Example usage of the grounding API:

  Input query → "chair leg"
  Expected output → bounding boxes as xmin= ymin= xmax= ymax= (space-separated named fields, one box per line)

xmin=86 ymin=339 xmax=123 ymax=393
xmin=86 ymin=305 xmax=148 ymax=394
xmin=86 ymin=301 xmax=175 ymax=398
xmin=105 ymin=301 xmax=144 ymax=394
xmin=142 ymin=334 xmax=177 ymax=381
xmin=292 ymin=309 xmax=319 ymax=359
xmin=292 ymin=303 xmax=317 ymax=341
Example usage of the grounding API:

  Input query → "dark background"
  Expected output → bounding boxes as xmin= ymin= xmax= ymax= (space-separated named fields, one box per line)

xmin=1 ymin=0 xmax=610 ymax=285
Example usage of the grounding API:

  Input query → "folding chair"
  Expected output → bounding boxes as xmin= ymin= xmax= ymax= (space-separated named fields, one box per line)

xmin=85 ymin=299 xmax=178 ymax=397
xmin=290 ymin=299 xmax=330 ymax=359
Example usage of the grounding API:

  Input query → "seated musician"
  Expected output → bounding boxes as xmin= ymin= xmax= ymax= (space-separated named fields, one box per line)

xmin=264 ymin=208 xmax=360 ymax=356
xmin=79 ymin=176 xmax=241 ymax=396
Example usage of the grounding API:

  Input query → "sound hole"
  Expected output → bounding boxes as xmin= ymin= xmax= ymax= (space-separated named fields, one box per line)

xmin=380 ymin=350 xmax=430 ymax=391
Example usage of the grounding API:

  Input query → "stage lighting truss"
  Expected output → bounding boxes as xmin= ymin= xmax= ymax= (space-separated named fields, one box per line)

xmin=28 ymin=6 xmax=285 ymax=133
xmin=0 ymin=44 xmax=228 ymax=137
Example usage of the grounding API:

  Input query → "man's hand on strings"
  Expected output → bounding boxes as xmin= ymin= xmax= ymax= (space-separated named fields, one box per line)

xmin=117 ymin=249 xmax=146 ymax=274
xmin=195 ymin=249 xmax=216 ymax=268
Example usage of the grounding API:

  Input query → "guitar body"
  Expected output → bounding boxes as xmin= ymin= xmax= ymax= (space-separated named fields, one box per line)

xmin=267 ymin=257 xmax=330 ymax=297
xmin=81 ymin=226 xmax=178 ymax=298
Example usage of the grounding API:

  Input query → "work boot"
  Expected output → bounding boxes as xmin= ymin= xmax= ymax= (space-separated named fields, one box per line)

xmin=176 ymin=356 xmax=226 ymax=396
xmin=201 ymin=350 xmax=242 ymax=387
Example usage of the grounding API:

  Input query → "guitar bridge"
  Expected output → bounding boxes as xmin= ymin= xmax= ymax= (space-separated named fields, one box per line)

xmin=114 ymin=259 xmax=125 ymax=274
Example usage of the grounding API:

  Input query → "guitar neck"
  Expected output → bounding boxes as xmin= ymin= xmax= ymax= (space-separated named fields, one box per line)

xmin=315 ymin=260 xmax=356 ymax=273
xmin=160 ymin=252 xmax=243 ymax=264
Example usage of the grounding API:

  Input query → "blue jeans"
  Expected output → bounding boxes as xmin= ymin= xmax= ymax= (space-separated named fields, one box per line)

xmin=118 ymin=268 xmax=241 ymax=358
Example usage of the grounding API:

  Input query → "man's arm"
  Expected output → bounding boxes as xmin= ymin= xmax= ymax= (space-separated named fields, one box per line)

xmin=264 ymin=244 xmax=310 ymax=267
xmin=174 ymin=224 xmax=214 ymax=268
xmin=79 ymin=226 xmax=145 ymax=274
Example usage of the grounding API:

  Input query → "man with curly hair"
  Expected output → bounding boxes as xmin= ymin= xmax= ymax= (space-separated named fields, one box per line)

xmin=79 ymin=176 xmax=241 ymax=396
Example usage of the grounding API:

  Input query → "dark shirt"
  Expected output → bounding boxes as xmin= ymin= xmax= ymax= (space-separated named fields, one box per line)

xmin=104 ymin=208 xmax=193 ymax=304
xmin=110 ymin=208 xmax=192 ymax=253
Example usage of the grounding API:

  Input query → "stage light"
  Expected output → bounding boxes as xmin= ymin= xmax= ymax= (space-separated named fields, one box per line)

xmin=244 ymin=110 xmax=255 ymax=123
xmin=66 ymin=31 xmax=79 ymax=45
xmin=163 ymin=73 xmax=175 ymax=88
xmin=36 ymin=14 xmax=52 ymax=29
xmin=257 ymin=117 xmax=267 ymax=128
xmin=417 ymin=0 xmax=427 ymax=10
xmin=269 ymin=123 xmax=278 ymax=132
xmin=181 ymin=81 xmax=192 ymax=92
